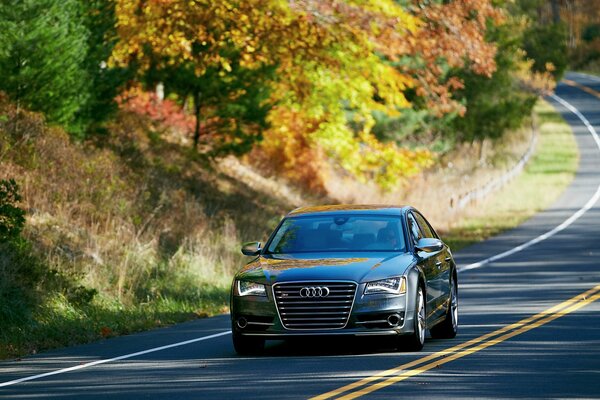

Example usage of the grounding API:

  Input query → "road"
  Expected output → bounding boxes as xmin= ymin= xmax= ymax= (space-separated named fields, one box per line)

xmin=1 ymin=72 xmax=600 ymax=399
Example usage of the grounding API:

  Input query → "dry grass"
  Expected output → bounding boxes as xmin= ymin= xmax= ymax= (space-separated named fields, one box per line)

xmin=324 ymin=99 xmax=577 ymax=250
xmin=1 ymin=104 xmax=298 ymax=304
xmin=0 ymin=95 xmax=302 ymax=357
xmin=325 ymin=113 xmax=535 ymax=230
xmin=442 ymin=99 xmax=578 ymax=250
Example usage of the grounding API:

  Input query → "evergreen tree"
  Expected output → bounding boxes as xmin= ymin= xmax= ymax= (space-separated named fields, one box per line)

xmin=0 ymin=0 xmax=89 ymax=134
xmin=451 ymin=20 xmax=537 ymax=143
xmin=77 ymin=0 xmax=130 ymax=134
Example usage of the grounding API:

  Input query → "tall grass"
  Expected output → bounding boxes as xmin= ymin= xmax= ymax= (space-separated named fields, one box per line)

xmin=324 ymin=114 xmax=535 ymax=230
xmin=0 ymin=95 xmax=297 ymax=358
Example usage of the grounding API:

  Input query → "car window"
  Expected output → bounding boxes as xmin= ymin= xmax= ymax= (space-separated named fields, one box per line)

xmin=266 ymin=215 xmax=406 ymax=253
xmin=414 ymin=212 xmax=435 ymax=239
xmin=407 ymin=213 xmax=422 ymax=244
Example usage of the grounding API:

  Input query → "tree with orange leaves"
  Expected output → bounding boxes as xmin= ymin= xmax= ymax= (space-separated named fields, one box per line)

xmin=111 ymin=0 xmax=505 ymax=191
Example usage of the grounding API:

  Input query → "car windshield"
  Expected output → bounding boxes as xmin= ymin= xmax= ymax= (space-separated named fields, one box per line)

xmin=266 ymin=214 xmax=406 ymax=253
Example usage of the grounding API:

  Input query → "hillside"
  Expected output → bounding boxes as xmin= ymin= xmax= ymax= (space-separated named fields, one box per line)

xmin=0 ymin=93 xmax=578 ymax=359
xmin=0 ymin=95 xmax=304 ymax=358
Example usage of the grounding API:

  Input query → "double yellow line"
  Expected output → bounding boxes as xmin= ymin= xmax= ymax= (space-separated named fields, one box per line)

xmin=311 ymin=283 xmax=600 ymax=400
xmin=563 ymin=78 xmax=600 ymax=99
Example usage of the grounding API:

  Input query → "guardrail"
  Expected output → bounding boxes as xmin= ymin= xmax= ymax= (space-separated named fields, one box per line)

xmin=449 ymin=118 xmax=538 ymax=212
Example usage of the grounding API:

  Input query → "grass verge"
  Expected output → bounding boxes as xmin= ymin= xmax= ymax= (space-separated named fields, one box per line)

xmin=1 ymin=291 xmax=228 ymax=359
xmin=443 ymin=99 xmax=579 ymax=251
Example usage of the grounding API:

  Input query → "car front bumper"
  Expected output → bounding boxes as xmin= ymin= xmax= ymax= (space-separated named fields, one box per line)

xmin=231 ymin=283 xmax=416 ymax=338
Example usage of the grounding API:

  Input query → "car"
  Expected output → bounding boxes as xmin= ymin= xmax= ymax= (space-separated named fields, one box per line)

xmin=230 ymin=205 xmax=458 ymax=354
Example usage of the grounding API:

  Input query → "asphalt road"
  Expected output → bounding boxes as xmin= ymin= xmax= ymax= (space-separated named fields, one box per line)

xmin=2 ymin=72 xmax=600 ymax=399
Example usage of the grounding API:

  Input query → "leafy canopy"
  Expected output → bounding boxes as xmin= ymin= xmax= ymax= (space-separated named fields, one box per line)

xmin=111 ymin=0 xmax=432 ymax=188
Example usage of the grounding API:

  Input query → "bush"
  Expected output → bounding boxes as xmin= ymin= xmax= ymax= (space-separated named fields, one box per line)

xmin=0 ymin=180 xmax=37 ymax=327
xmin=583 ymin=24 xmax=600 ymax=43
xmin=523 ymin=23 xmax=568 ymax=80
xmin=0 ymin=178 xmax=25 ymax=242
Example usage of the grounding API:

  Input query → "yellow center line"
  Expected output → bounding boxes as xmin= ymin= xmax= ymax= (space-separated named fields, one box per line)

xmin=307 ymin=78 xmax=600 ymax=400
xmin=340 ymin=289 xmax=600 ymax=399
xmin=563 ymin=79 xmax=600 ymax=99
xmin=310 ymin=284 xmax=600 ymax=400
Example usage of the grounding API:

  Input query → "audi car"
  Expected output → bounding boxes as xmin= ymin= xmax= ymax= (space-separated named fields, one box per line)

xmin=230 ymin=205 xmax=458 ymax=354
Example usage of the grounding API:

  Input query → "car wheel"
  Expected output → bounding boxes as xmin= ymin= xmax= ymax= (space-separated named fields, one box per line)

xmin=400 ymin=286 xmax=425 ymax=351
xmin=232 ymin=331 xmax=265 ymax=355
xmin=430 ymin=276 xmax=458 ymax=339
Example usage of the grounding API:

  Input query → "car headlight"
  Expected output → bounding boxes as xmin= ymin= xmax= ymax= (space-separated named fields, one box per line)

xmin=236 ymin=280 xmax=267 ymax=296
xmin=364 ymin=276 xmax=406 ymax=295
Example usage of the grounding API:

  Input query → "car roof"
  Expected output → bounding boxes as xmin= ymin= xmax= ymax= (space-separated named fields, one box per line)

xmin=287 ymin=204 xmax=410 ymax=217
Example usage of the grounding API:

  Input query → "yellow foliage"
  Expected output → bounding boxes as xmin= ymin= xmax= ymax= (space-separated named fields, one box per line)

xmin=113 ymin=0 xmax=498 ymax=191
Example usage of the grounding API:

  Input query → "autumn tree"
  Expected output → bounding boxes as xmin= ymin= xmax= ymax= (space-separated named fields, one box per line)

xmin=403 ymin=0 xmax=503 ymax=117
xmin=111 ymin=0 xmax=434 ymax=190
xmin=510 ymin=0 xmax=568 ymax=80
xmin=365 ymin=0 xmax=505 ymax=145
xmin=146 ymin=55 xmax=275 ymax=153
xmin=111 ymin=0 xmax=288 ymax=151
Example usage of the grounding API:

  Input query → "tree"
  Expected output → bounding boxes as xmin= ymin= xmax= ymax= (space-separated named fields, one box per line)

xmin=111 ymin=0 xmax=434 ymax=189
xmin=0 ymin=0 xmax=89 ymax=134
xmin=509 ymin=0 xmax=568 ymax=80
xmin=402 ymin=0 xmax=504 ymax=117
xmin=0 ymin=179 xmax=25 ymax=243
xmin=523 ymin=23 xmax=568 ymax=80
xmin=76 ymin=0 xmax=131 ymax=135
xmin=143 ymin=53 xmax=275 ymax=154
xmin=451 ymin=15 xmax=538 ymax=143
xmin=367 ymin=0 xmax=505 ymax=146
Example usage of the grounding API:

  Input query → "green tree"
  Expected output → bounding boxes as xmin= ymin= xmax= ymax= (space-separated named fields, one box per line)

xmin=76 ymin=0 xmax=131 ymax=134
xmin=451 ymin=19 xmax=537 ymax=142
xmin=154 ymin=56 xmax=275 ymax=154
xmin=0 ymin=179 xmax=25 ymax=243
xmin=0 ymin=0 xmax=89 ymax=134
xmin=523 ymin=23 xmax=568 ymax=80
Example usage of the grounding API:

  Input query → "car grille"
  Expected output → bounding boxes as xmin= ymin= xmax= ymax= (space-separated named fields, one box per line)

xmin=273 ymin=281 xmax=357 ymax=330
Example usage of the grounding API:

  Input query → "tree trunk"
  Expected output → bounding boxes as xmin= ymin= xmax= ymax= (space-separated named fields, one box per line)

xmin=478 ymin=138 xmax=487 ymax=166
xmin=193 ymin=92 xmax=201 ymax=149
xmin=551 ymin=0 xmax=561 ymax=24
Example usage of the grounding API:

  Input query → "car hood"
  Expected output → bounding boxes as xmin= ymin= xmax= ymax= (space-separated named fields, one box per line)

xmin=236 ymin=252 xmax=416 ymax=285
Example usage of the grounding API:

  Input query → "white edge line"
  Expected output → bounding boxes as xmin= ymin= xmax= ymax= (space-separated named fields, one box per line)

xmin=1 ymin=88 xmax=599 ymax=390
xmin=571 ymin=72 xmax=600 ymax=83
xmin=0 ymin=331 xmax=231 ymax=388
xmin=458 ymin=93 xmax=600 ymax=273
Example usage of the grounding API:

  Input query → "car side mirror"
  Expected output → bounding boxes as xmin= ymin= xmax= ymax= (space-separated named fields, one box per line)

xmin=241 ymin=241 xmax=262 ymax=256
xmin=415 ymin=238 xmax=443 ymax=253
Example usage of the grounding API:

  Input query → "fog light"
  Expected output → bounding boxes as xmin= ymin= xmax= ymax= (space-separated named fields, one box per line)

xmin=237 ymin=317 xmax=248 ymax=329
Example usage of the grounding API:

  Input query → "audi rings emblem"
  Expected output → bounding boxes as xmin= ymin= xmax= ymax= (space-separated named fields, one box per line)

xmin=299 ymin=286 xmax=330 ymax=298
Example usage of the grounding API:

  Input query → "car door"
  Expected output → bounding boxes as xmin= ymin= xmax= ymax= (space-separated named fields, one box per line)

xmin=414 ymin=212 xmax=451 ymax=321
xmin=407 ymin=212 xmax=438 ymax=321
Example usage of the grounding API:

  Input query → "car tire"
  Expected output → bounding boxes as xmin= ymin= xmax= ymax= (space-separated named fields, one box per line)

xmin=232 ymin=331 xmax=265 ymax=355
xmin=430 ymin=276 xmax=458 ymax=339
xmin=399 ymin=286 xmax=425 ymax=351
